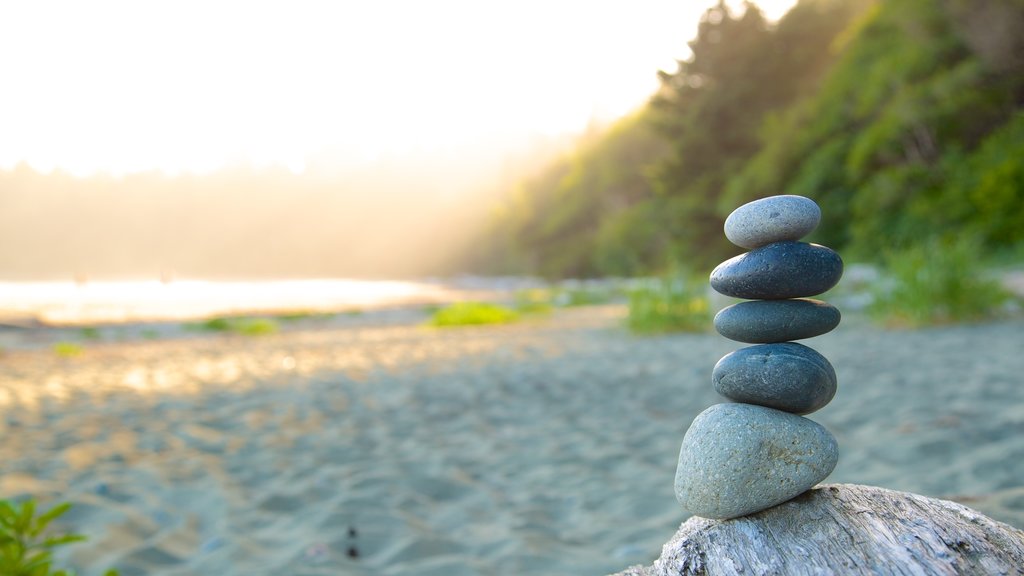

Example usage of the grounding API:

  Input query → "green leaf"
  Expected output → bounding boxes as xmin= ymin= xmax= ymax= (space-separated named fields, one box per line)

xmin=42 ymin=534 xmax=87 ymax=548
xmin=0 ymin=500 xmax=19 ymax=529
xmin=32 ymin=503 xmax=73 ymax=536
xmin=20 ymin=549 xmax=54 ymax=572
xmin=17 ymin=500 xmax=37 ymax=532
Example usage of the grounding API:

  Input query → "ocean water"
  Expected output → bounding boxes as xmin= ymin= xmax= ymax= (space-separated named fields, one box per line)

xmin=0 ymin=278 xmax=470 ymax=325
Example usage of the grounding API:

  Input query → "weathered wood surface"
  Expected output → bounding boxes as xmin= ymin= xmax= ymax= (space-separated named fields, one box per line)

xmin=614 ymin=484 xmax=1024 ymax=576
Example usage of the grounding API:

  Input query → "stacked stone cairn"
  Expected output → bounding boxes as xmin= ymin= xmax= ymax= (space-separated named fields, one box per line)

xmin=674 ymin=195 xmax=844 ymax=520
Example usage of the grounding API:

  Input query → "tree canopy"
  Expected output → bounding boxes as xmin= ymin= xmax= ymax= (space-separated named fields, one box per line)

xmin=469 ymin=0 xmax=1024 ymax=279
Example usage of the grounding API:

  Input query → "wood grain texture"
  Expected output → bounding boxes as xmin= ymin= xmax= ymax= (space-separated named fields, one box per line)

xmin=614 ymin=484 xmax=1024 ymax=576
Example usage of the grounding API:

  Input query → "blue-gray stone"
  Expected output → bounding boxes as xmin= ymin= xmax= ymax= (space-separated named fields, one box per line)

xmin=674 ymin=403 xmax=838 ymax=520
xmin=713 ymin=342 xmax=837 ymax=414
xmin=714 ymin=299 xmax=841 ymax=343
xmin=710 ymin=241 xmax=843 ymax=299
xmin=724 ymin=195 xmax=821 ymax=249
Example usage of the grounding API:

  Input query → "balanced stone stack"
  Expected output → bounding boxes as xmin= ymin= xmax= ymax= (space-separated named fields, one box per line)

xmin=674 ymin=195 xmax=843 ymax=520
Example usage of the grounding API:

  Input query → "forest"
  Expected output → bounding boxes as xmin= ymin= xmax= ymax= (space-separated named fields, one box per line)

xmin=465 ymin=0 xmax=1024 ymax=279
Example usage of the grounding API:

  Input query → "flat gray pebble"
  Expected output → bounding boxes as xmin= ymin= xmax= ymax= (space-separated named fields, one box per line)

xmin=710 ymin=241 xmax=843 ymax=299
xmin=724 ymin=195 xmax=821 ymax=249
xmin=674 ymin=403 xmax=838 ymax=520
xmin=712 ymin=342 xmax=837 ymax=414
xmin=714 ymin=299 xmax=841 ymax=343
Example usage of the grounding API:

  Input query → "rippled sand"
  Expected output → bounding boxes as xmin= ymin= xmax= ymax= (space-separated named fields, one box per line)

xmin=1 ymin=308 xmax=1022 ymax=575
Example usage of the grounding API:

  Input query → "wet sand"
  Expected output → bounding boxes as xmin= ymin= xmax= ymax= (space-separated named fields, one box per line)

xmin=1 ymin=307 xmax=1022 ymax=575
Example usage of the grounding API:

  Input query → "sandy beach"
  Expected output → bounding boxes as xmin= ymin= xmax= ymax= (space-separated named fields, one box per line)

xmin=1 ymin=306 xmax=1023 ymax=575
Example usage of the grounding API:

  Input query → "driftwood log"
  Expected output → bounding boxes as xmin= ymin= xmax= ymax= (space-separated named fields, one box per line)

xmin=614 ymin=484 xmax=1024 ymax=576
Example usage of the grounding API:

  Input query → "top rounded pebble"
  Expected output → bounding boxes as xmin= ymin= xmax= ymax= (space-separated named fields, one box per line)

xmin=724 ymin=195 xmax=821 ymax=249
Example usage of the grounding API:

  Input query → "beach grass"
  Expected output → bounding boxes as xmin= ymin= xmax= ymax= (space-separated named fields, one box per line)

xmin=191 ymin=317 xmax=280 ymax=336
xmin=52 ymin=342 xmax=83 ymax=358
xmin=870 ymin=237 xmax=1014 ymax=327
xmin=277 ymin=310 xmax=339 ymax=322
xmin=627 ymin=275 xmax=710 ymax=334
xmin=428 ymin=302 xmax=520 ymax=327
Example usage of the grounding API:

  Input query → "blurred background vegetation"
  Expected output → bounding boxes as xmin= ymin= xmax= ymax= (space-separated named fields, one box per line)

xmin=462 ymin=0 xmax=1024 ymax=282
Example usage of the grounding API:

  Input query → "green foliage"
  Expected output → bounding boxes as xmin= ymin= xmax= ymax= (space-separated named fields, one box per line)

xmin=472 ymin=109 xmax=670 ymax=278
xmin=737 ymin=0 xmax=1024 ymax=259
xmin=278 ymin=310 xmax=338 ymax=322
xmin=869 ymin=237 xmax=1013 ymax=327
xmin=191 ymin=316 xmax=279 ymax=336
xmin=78 ymin=327 xmax=99 ymax=341
xmin=234 ymin=318 xmax=278 ymax=336
xmin=428 ymin=302 xmax=520 ymax=327
xmin=469 ymin=0 xmax=1024 ymax=284
xmin=0 ymin=499 xmax=117 ymax=576
xmin=197 ymin=317 xmax=232 ymax=332
xmin=52 ymin=343 xmax=83 ymax=358
xmin=627 ymin=276 xmax=710 ymax=334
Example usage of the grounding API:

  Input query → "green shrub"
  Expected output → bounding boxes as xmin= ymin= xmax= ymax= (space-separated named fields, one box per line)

xmin=429 ymin=302 xmax=519 ymax=327
xmin=52 ymin=343 xmax=83 ymax=358
xmin=197 ymin=317 xmax=232 ymax=332
xmin=870 ymin=237 xmax=1013 ymax=327
xmin=233 ymin=318 xmax=278 ymax=336
xmin=191 ymin=317 xmax=278 ymax=336
xmin=0 ymin=499 xmax=117 ymax=576
xmin=627 ymin=276 xmax=710 ymax=334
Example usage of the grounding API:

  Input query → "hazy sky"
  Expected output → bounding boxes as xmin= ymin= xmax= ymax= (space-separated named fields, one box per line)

xmin=0 ymin=0 xmax=796 ymax=177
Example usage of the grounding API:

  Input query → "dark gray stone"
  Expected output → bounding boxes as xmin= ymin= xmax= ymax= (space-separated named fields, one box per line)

xmin=710 ymin=241 xmax=843 ymax=299
xmin=724 ymin=195 xmax=821 ymax=249
xmin=674 ymin=403 xmax=838 ymax=520
xmin=714 ymin=299 xmax=841 ymax=343
xmin=712 ymin=342 xmax=837 ymax=414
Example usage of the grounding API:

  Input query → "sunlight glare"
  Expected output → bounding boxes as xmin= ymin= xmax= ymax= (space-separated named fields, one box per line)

xmin=0 ymin=0 xmax=796 ymax=176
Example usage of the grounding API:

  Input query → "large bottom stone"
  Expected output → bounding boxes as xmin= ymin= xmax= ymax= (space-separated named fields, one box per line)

xmin=674 ymin=403 xmax=837 ymax=520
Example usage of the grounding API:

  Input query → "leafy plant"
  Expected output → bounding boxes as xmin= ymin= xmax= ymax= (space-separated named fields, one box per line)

xmin=196 ymin=317 xmax=232 ymax=332
xmin=52 ymin=343 xmax=83 ymax=358
xmin=428 ymin=302 xmax=519 ymax=327
xmin=627 ymin=275 xmax=710 ymax=334
xmin=191 ymin=316 xmax=279 ymax=336
xmin=278 ymin=310 xmax=338 ymax=322
xmin=869 ymin=237 xmax=1013 ymax=327
xmin=233 ymin=318 xmax=278 ymax=336
xmin=0 ymin=499 xmax=117 ymax=576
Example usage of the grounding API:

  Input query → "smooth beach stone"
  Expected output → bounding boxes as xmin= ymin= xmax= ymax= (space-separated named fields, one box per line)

xmin=710 ymin=241 xmax=843 ymax=299
xmin=674 ymin=403 xmax=838 ymax=520
xmin=724 ymin=195 xmax=821 ymax=249
xmin=713 ymin=342 xmax=837 ymax=414
xmin=714 ymin=299 xmax=841 ymax=343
